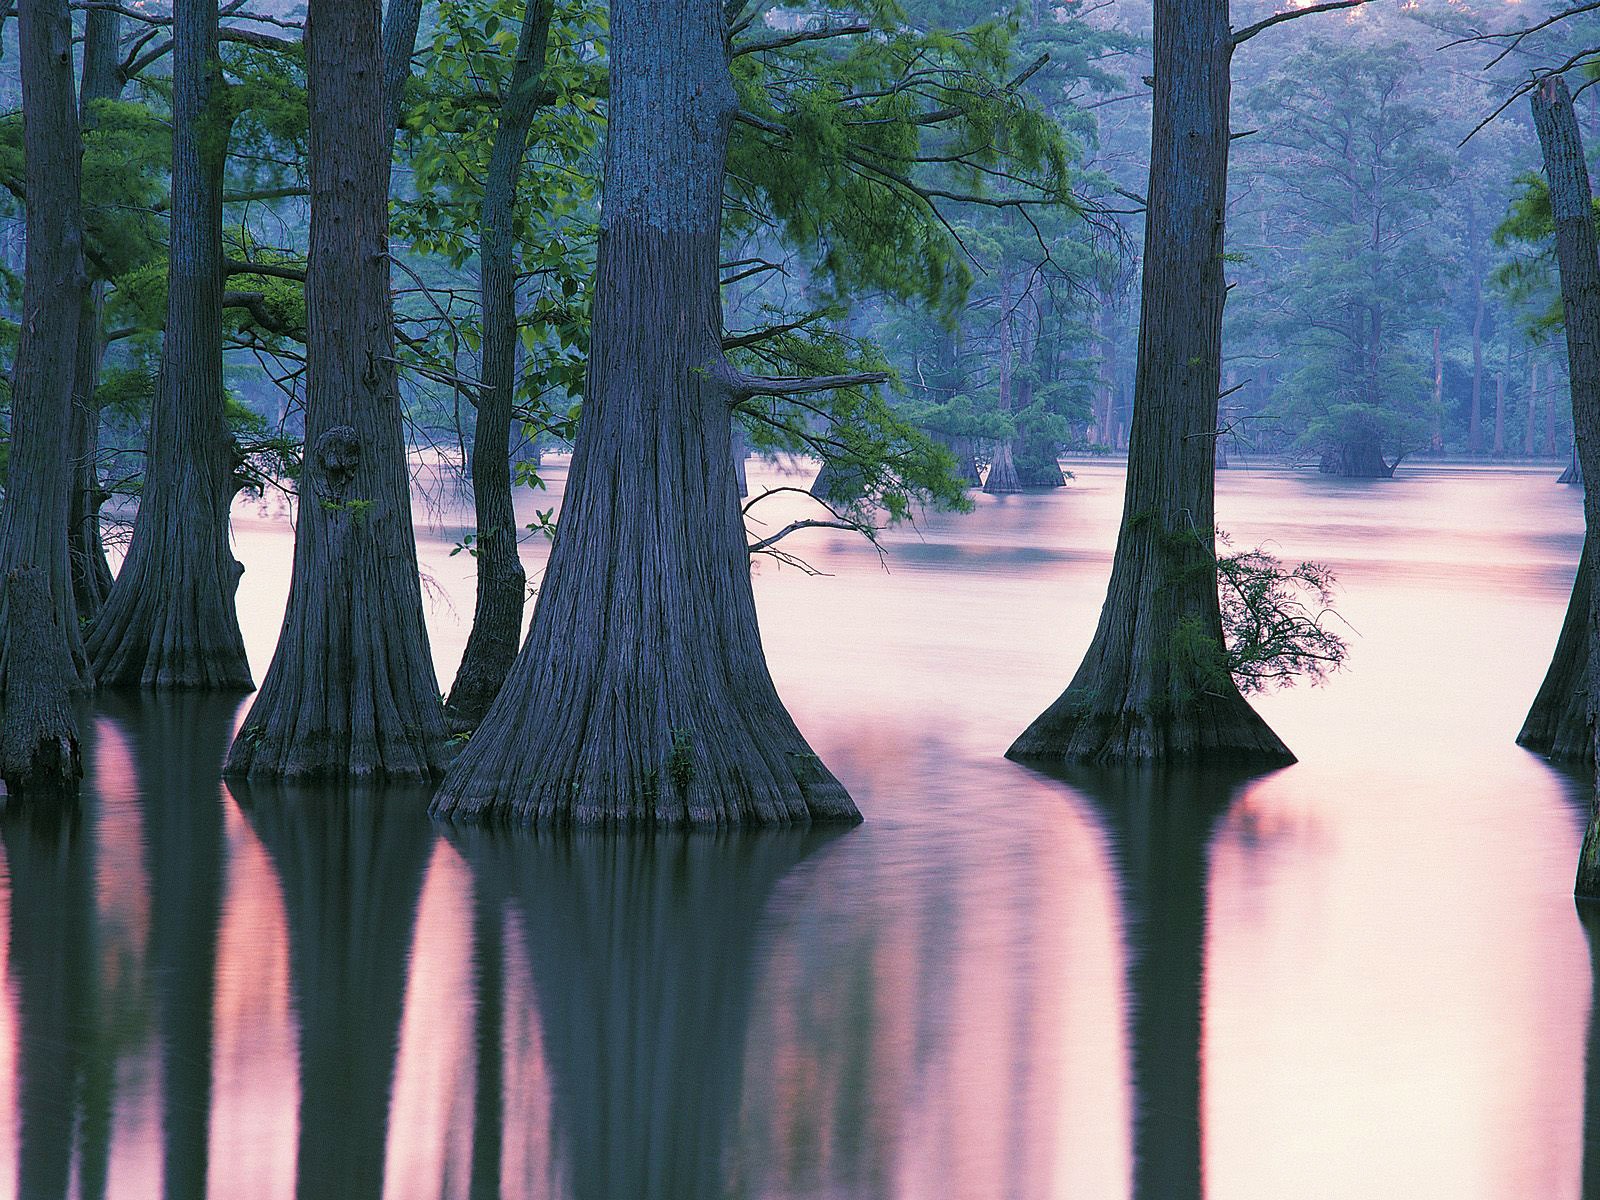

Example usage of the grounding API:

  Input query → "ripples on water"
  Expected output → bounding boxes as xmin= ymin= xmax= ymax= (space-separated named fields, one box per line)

xmin=0 ymin=460 xmax=1593 ymax=1199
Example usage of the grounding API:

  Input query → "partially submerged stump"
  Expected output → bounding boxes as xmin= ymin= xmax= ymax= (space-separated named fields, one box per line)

xmin=2 ymin=567 xmax=82 ymax=798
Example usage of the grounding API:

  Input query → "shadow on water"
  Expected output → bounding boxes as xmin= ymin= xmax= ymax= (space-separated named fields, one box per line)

xmin=1025 ymin=763 xmax=1267 ymax=1200
xmin=227 ymin=778 xmax=437 ymax=1200
xmin=451 ymin=825 xmax=846 ymax=1200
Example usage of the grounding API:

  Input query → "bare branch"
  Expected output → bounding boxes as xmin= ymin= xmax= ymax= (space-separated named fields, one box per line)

xmin=1231 ymin=0 xmax=1371 ymax=48
xmin=726 ymin=369 xmax=888 ymax=398
xmin=733 ymin=21 xmax=870 ymax=57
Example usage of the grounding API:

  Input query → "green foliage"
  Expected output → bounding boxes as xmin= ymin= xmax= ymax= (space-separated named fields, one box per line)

xmin=1216 ymin=539 xmax=1349 ymax=694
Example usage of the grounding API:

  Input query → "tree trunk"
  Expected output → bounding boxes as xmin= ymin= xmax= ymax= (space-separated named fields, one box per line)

xmin=444 ymin=0 xmax=553 ymax=734
xmin=1469 ymin=201 xmax=1485 ymax=455
xmin=1548 ymin=367 xmax=1562 ymax=456
xmin=1319 ymin=434 xmax=1395 ymax=478
xmin=1431 ymin=325 xmax=1443 ymax=452
xmin=1009 ymin=0 xmax=1293 ymax=767
xmin=225 ymin=0 xmax=447 ymax=781
xmin=430 ymin=0 xmax=857 ymax=825
xmin=382 ymin=0 xmax=425 ymax=132
xmin=1519 ymin=538 xmax=1593 ymax=762
xmin=1528 ymin=357 xmax=1540 ymax=456
xmin=88 ymin=0 xmax=253 ymax=691
xmin=1564 ymin=444 xmax=1586 ymax=486
xmin=1 ymin=566 xmax=82 ymax=797
xmin=0 ymin=0 xmax=89 ymax=691
xmin=67 ymin=6 xmax=122 ymax=624
xmin=1530 ymin=75 xmax=1600 ymax=898
xmin=983 ymin=265 xmax=1024 ymax=495
xmin=1494 ymin=368 xmax=1506 ymax=455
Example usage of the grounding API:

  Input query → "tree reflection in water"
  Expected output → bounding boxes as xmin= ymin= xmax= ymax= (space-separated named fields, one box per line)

xmin=232 ymin=780 xmax=436 ymax=1200
xmin=454 ymin=827 xmax=842 ymax=1200
xmin=1047 ymin=766 xmax=1261 ymax=1200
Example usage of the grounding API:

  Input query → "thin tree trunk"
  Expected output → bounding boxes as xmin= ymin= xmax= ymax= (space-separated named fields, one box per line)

xmin=67 ymin=6 xmax=122 ymax=623
xmin=444 ymin=0 xmax=553 ymax=733
xmin=1469 ymin=201 xmax=1485 ymax=454
xmin=984 ymin=265 xmax=1023 ymax=494
xmin=1009 ymin=0 xmax=1292 ymax=766
xmin=1548 ymin=370 xmax=1562 ymax=456
xmin=382 ymin=0 xmax=425 ymax=132
xmin=1528 ymin=356 xmax=1540 ymax=456
xmin=1432 ymin=325 xmax=1443 ymax=452
xmin=88 ymin=0 xmax=253 ymax=690
xmin=1494 ymin=367 xmax=1506 ymax=455
xmin=0 ymin=0 xmax=89 ymax=691
xmin=430 ymin=0 xmax=857 ymax=825
xmin=1530 ymin=75 xmax=1600 ymax=897
xmin=225 ymin=0 xmax=447 ymax=781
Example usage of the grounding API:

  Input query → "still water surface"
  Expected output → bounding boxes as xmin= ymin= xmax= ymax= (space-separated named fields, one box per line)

xmin=1 ymin=460 xmax=1593 ymax=1199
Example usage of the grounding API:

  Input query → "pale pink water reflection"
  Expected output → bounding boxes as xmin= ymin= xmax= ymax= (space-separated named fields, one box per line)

xmin=0 ymin=459 xmax=1589 ymax=1199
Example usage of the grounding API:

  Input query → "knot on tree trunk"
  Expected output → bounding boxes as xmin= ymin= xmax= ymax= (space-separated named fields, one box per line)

xmin=314 ymin=425 xmax=362 ymax=497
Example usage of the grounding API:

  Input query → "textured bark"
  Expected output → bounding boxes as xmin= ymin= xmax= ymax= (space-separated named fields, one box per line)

xmin=88 ymin=0 xmax=253 ymax=691
xmin=1008 ymin=0 xmax=1293 ymax=767
xmin=0 ymin=0 xmax=89 ymax=690
xmin=444 ymin=0 xmax=552 ymax=734
xmin=382 ymin=0 xmax=425 ymax=132
xmin=1520 ymin=538 xmax=1593 ymax=763
xmin=67 ymin=6 xmax=123 ymax=623
xmin=237 ymin=785 xmax=433 ymax=1200
xmin=431 ymin=0 xmax=856 ymax=825
xmin=731 ymin=421 xmax=749 ymax=498
xmin=1 ymin=567 xmax=81 ymax=797
xmin=1531 ymin=76 xmax=1600 ymax=898
xmin=226 ymin=0 xmax=447 ymax=781
xmin=456 ymin=828 xmax=837 ymax=1199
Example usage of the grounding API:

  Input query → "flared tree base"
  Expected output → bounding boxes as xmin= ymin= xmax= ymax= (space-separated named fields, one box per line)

xmin=1007 ymin=682 xmax=1296 ymax=767
xmin=1319 ymin=440 xmax=1396 ymax=478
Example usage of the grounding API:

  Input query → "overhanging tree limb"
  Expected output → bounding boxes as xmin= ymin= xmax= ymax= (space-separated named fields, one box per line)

xmin=1231 ymin=0 xmax=1371 ymax=48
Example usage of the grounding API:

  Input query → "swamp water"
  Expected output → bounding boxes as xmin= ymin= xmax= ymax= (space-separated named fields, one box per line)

xmin=0 ymin=459 xmax=1592 ymax=1199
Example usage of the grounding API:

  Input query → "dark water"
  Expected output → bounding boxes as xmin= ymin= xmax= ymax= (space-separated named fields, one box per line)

xmin=4 ymin=460 xmax=1594 ymax=1198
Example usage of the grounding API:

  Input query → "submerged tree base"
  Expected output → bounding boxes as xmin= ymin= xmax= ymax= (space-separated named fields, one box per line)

xmin=1319 ymin=441 xmax=1397 ymax=478
xmin=1519 ymin=537 xmax=1592 ymax=764
xmin=1007 ymin=686 xmax=1296 ymax=767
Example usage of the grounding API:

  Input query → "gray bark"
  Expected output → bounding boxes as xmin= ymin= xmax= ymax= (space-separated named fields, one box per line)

xmin=0 ymin=0 xmax=90 ymax=692
xmin=1008 ymin=0 xmax=1292 ymax=766
xmin=88 ymin=0 xmax=253 ymax=690
xmin=430 ymin=0 xmax=857 ymax=825
xmin=225 ymin=0 xmax=446 ymax=780
xmin=1530 ymin=75 xmax=1600 ymax=897
xmin=444 ymin=0 xmax=553 ymax=733
xmin=983 ymin=265 xmax=1023 ymax=495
